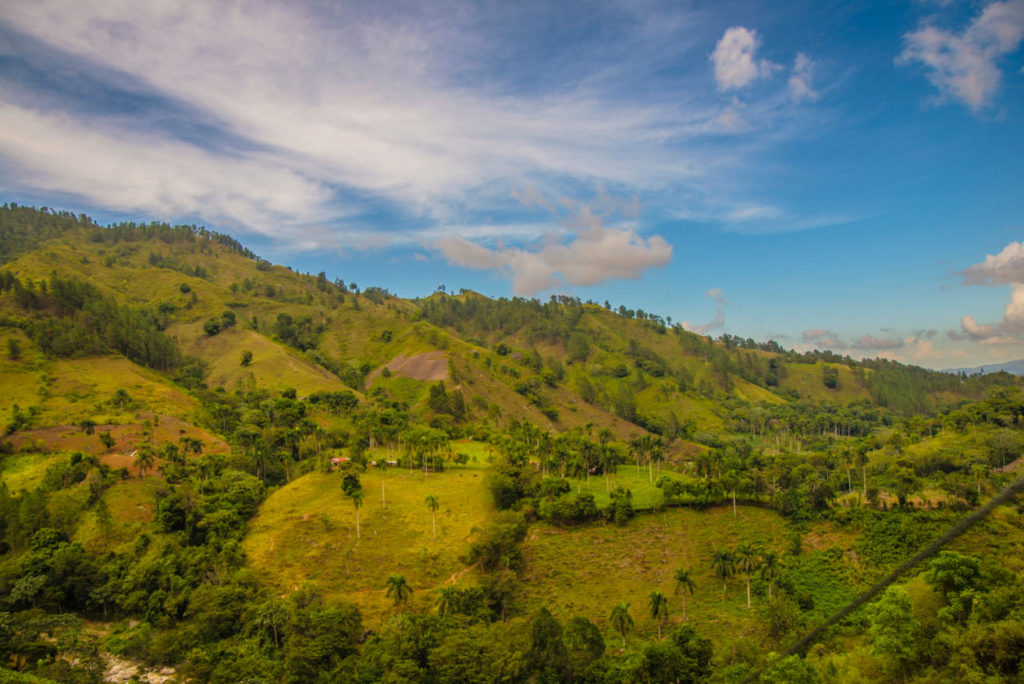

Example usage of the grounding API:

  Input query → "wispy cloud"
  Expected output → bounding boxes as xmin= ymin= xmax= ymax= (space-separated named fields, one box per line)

xmin=0 ymin=1 xmax=809 ymax=246
xmin=682 ymin=288 xmax=728 ymax=334
xmin=898 ymin=0 xmax=1024 ymax=112
xmin=801 ymin=329 xmax=905 ymax=350
xmin=788 ymin=53 xmax=819 ymax=102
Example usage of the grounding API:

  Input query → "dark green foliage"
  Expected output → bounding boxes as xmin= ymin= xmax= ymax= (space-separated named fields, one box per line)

xmin=4 ymin=271 xmax=184 ymax=371
xmin=465 ymin=511 xmax=528 ymax=572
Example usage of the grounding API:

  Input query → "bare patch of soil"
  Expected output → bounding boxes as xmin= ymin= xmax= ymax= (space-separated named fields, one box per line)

xmin=367 ymin=351 xmax=449 ymax=384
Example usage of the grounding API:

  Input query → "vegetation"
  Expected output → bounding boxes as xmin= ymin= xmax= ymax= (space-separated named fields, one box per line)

xmin=2 ymin=204 xmax=1024 ymax=682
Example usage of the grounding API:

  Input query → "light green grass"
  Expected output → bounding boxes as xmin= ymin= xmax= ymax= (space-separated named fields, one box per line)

xmin=0 ymin=452 xmax=66 ymax=493
xmin=558 ymin=468 xmax=690 ymax=510
xmin=243 ymin=463 xmax=494 ymax=626
xmin=519 ymin=506 xmax=789 ymax=647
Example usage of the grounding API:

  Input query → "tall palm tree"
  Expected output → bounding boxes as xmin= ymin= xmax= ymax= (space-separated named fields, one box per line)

xmin=648 ymin=590 xmax=669 ymax=640
xmin=855 ymin=448 xmax=870 ymax=500
xmin=735 ymin=543 xmax=761 ymax=609
xmin=425 ymin=494 xmax=439 ymax=541
xmin=135 ymin=445 xmax=155 ymax=479
xmin=609 ymin=602 xmax=633 ymax=648
xmin=436 ymin=586 xmax=457 ymax=617
xmin=352 ymin=489 xmax=364 ymax=539
xmin=673 ymin=568 xmax=696 ymax=621
xmin=710 ymin=549 xmax=735 ymax=601
xmin=760 ymin=552 xmax=780 ymax=600
xmin=386 ymin=574 xmax=412 ymax=611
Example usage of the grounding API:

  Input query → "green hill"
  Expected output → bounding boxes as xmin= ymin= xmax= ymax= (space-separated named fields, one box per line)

xmin=4 ymin=204 xmax=1024 ymax=683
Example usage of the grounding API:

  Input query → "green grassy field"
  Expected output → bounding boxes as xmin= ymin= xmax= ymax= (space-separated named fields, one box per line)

xmin=519 ymin=506 xmax=790 ymax=648
xmin=559 ymin=467 xmax=691 ymax=510
xmin=243 ymin=460 xmax=495 ymax=625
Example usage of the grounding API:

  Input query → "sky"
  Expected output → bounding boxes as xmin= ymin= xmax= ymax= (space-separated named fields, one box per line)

xmin=1 ymin=0 xmax=1023 ymax=370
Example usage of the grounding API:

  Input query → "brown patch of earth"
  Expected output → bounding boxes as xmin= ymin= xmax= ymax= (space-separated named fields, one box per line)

xmin=367 ymin=351 xmax=449 ymax=385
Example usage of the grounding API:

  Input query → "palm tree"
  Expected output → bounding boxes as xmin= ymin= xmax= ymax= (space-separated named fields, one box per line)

xmin=648 ymin=590 xmax=669 ymax=640
xmin=386 ymin=574 xmax=412 ymax=611
xmin=710 ymin=549 xmax=735 ymax=601
xmin=135 ymin=445 xmax=155 ymax=479
xmin=425 ymin=494 xmax=439 ymax=540
xmin=609 ymin=602 xmax=634 ymax=648
xmin=379 ymin=458 xmax=389 ymax=509
xmin=855 ymin=448 xmax=869 ymax=500
xmin=352 ymin=489 xmax=364 ymax=539
xmin=673 ymin=568 xmax=696 ymax=621
xmin=735 ymin=543 xmax=761 ymax=609
xmin=760 ymin=552 xmax=780 ymax=600
xmin=436 ymin=586 xmax=457 ymax=617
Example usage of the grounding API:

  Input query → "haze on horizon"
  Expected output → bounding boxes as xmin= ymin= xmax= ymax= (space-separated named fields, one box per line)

xmin=1 ymin=0 xmax=1023 ymax=369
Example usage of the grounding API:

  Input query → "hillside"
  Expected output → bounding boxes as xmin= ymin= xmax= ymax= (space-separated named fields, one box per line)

xmin=3 ymin=204 xmax=1024 ymax=683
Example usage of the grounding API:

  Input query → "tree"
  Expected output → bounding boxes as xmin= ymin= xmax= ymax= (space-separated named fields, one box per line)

xmin=760 ymin=551 xmax=780 ymax=600
xmin=386 ymin=574 xmax=412 ymax=611
xmin=436 ymin=586 xmax=457 ymax=617
xmin=735 ymin=542 xmax=761 ymax=609
xmin=710 ymin=549 xmax=735 ymax=600
xmin=425 ymin=494 xmax=439 ymax=541
xmin=673 ymin=568 xmax=696 ymax=621
xmin=609 ymin=602 xmax=634 ymax=648
xmin=240 ymin=350 xmax=253 ymax=367
xmin=648 ymin=590 xmax=669 ymax=640
xmin=98 ymin=431 xmax=115 ymax=452
xmin=135 ymin=445 xmax=155 ymax=479
xmin=868 ymin=586 xmax=917 ymax=677
xmin=351 ymin=489 xmax=364 ymax=540
xmin=7 ymin=337 xmax=21 ymax=360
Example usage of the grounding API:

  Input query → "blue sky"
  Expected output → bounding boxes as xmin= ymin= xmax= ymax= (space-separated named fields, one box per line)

xmin=2 ymin=0 xmax=1023 ymax=369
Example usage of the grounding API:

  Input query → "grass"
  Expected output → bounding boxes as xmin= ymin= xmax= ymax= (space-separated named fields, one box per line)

xmin=519 ymin=506 xmax=790 ymax=648
xmin=243 ymin=461 xmax=495 ymax=626
xmin=779 ymin=363 xmax=871 ymax=404
xmin=0 ymin=452 xmax=66 ymax=493
xmin=558 ymin=467 xmax=691 ymax=510
xmin=187 ymin=326 xmax=345 ymax=395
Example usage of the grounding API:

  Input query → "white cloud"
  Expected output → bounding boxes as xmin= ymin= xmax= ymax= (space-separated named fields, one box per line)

xmin=961 ymin=240 xmax=1024 ymax=285
xmin=953 ymin=282 xmax=1024 ymax=343
xmin=788 ymin=53 xmax=819 ymax=102
xmin=682 ymin=288 xmax=727 ymax=334
xmin=0 ymin=103 xmax=332 ymax=235
xmin=898 ymin=0 xmax=1024 ymax=111
xmin=0 ymin=1 xmax=768 ymax=241
xmin=434 ymin=193 xmax=672 ymax=295
xmin=711 ymin=27 xmax=778 ymax=91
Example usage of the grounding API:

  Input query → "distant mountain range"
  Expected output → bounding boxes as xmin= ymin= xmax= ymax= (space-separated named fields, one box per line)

xmin=945 ymin=359 xmax=1024 ymax=377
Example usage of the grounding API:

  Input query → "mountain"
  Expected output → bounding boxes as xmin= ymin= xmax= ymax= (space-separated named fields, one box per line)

xmin=944 ymin=359 xmax=1024 ymax=377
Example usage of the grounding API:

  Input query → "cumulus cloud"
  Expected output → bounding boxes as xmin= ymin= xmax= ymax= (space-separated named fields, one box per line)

xmin=711 ymin=27 xmax=778 ymax=91
xmin=435 ymin=191 xmax=671 ymax=295
xmin=951 ymin=282 xmax=1024 ymax=344
xmin=682 ymin=288 xmax=727 ymax=334
xmin=801 ymin=329 xmax=904 ymax=350
xmin=898 ymin=0 xmax=1024 ymax=111
xmin=788 ymin=53 xmax=819 ymax=102
xmin=961 ymin=241 xmax=1024 ymax=285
